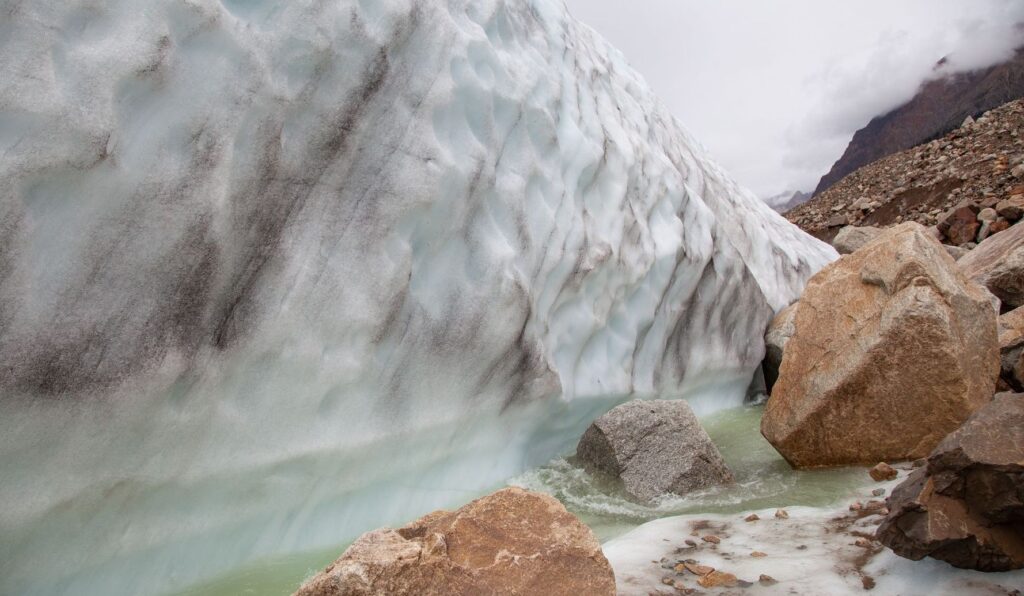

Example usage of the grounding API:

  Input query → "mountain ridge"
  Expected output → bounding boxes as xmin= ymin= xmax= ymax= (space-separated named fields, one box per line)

xmin=814 ymin=46 xmax=1024 ymax=196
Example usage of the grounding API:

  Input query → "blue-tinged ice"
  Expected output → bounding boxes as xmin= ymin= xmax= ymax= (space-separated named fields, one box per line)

xmin=0 ymin=0 xmax=835 ymax=594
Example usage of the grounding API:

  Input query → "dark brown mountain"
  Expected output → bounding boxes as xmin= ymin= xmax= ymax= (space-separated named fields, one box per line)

xmin=814 ymin=46 xmax=1024 ymax=196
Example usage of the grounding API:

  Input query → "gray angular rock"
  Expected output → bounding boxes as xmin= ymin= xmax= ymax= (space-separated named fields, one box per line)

xmin=576 ymin=400 xmax=732 ymax=503
xmin=944 ymin=244 xmax=968 ymax=260
xmin=877 ymin=394 xmax=1024 ymax=571
xmin=998 ymin=308 xmax=1024 ymax=390
xmin=959 ymin=221 xmax=1024 ymax=309
xmin=763 ymin=303 xmax=799 ymax=394
xmin=832 ymin=226 xmax=883 ymax=255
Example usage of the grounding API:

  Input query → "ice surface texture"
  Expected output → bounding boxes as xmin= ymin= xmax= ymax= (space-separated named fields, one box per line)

xmin=0 ymin=0 xmax=834 ymax=593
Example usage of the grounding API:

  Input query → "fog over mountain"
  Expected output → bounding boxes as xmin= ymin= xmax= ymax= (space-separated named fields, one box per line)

xmin=564 ymin=0 xmax=1024 ymax=197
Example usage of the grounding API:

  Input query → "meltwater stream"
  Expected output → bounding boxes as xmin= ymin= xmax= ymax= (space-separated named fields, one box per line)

xmin=179 ymin=405 xmax=865 ymax=595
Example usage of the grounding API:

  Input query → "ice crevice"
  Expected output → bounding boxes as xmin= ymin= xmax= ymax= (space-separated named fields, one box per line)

xmin=0 ymin=0 xmax=834 ymax=594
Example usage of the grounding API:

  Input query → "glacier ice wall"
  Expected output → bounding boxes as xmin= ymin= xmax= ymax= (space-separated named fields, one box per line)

xmin=0 ymin=0 xmax=836 ymax=593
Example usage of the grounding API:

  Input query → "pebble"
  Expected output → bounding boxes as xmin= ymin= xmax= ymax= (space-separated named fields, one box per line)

xmin=697 ymin=571 xmax=739 ymax=588
xmin=759 ymin=574 xmax=778 ymax=586
xmin=701 ymin=535 xmax=721 ymax=544
xmin=869 ymin=462 xmax=898 ymax=482
xmin=775 ymin=509 xmax=789 ymax=519
xmin=744 ymin=513 xmax=759 ymax=522
xmin=872 ymin=488 xmax=886 ymax=497
xmin=751 ymin=551 xmax=767 ymax=558
xmin=864 ymin=500 xmax=886 ymax=511
xmin=683 ymin=562 xmax=714 ymax=576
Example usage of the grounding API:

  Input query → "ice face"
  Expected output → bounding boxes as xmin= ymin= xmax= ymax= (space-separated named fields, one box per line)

xmin=0 ymin=0 xmax=835 ymax=594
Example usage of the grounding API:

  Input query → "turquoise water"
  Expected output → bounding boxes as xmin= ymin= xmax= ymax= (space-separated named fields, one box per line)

xmin=513 ymin=405 xmax=865 ymax=540
xmin=179 ymin=405 xmax=865 ymax=595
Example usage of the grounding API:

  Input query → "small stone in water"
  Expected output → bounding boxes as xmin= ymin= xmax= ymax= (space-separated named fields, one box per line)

xmin=775 ymin=509 xmax=789 ymax=519
xmin=759 ymin=574 xmax=778 ymax=586
xmin=745 ymin=513 xmax=759 ymax=522
xmin=872 ymin=488 xmax=886 ymax=497
xmin=684 ymin=540 xmax=697 ymax=547
xmin=869 ymin=462 xmax=898 ymax=481
xmin=855 ymin=537 xmax=874 ymax=548
xmin=662 ymin=577 xmax=675 ymax=585
xmin=683 ymin=562 xmax=714 ymax=576
xmin=849 ymin=501 xmax=863 ymax=511
xmin=698 ymin=571 xmax=738 ymax=588
xmin=862 ymin=576 xmax=876 ymax=590
xmin=702 ymin=535 xmax=721 ymax=544
xmin=751 ymin=551 xmax=767 ymax=558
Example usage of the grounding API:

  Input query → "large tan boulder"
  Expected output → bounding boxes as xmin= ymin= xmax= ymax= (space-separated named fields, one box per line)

xmin=293 ymin=487 xmax=615 ymax=596
xmin=761 ymin=223 xmax=999 ymax=468
xmin=959 ymin=221 xmax=1024 ymax=309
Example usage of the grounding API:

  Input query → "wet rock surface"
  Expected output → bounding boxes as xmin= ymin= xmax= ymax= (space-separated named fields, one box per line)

xmin=576 ymin=400 xmax=733 ymax=504
xmin=293 ymin=487 xmax=615 ymax=596
xmin=761 ymin=223 xmax=999 ymax=467
xmin=877 ymin=393 xmax=1024 ymax=571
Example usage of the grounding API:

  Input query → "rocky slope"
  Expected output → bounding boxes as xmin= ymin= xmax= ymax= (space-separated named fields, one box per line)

xmin=813 ymin=47 xmax=1024 ymax=196
xmin=788 ymin=99 xmax=1024 ymax=242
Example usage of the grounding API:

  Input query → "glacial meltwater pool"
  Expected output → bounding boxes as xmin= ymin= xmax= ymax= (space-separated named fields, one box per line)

xmin=178 ymin=405 xmax=867 ymax=595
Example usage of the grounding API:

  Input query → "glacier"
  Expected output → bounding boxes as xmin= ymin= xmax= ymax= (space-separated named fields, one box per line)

xmin=0 ymin=0 xmax=835 ymax=594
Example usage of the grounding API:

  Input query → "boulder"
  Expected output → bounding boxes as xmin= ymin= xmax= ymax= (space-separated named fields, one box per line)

xmin=996 ymin=195 xmax=1024 ymax=221
xmin=761 ymin=223 xmax=999 ymax=468
xmin=938 ymin=201 xmax=980 ymax=241
xmin=832 ymin=226 xmax=883 ymax=255
xmin=827 ymin=214 xmax=849 ymax=228
xmin=293 ymin=487 xmax=616 ymax=596
xmin=944 ymin=207 xmax=981 ymax=246
xmin=998 ymin=307 xmax=1024 ymax=390
xmin=959 ymin=221 xmax=1024 ymax=309
xmin=944 ymin=245 xmax=968 ymax=260
xmin=763 ymin=303 xmax=799 ymax=393
xmin=876 ymin=394 xmax=1024 ymax=571
xmin=989 ymin=219 xmax=1011 ymax=236
xmin=576 ymin=400 xmax=732 ymax=503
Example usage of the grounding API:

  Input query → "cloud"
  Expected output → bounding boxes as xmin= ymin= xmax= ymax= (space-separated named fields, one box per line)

xmin=564 ymin=0 xmax=1024 ymax=197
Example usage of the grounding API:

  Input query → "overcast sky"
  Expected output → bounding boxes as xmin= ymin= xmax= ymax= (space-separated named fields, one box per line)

xmin=564 ymin=0 xmax=1024 ymax=198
